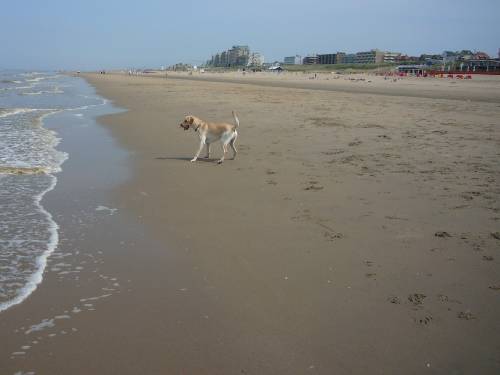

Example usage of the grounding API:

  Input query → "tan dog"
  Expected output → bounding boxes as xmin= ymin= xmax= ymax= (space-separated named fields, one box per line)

xmin=180 ymin=111 xmax=239 ymax=164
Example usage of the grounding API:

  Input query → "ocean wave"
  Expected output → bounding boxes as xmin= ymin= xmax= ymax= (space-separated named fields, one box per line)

xmin=0 ymin=105 xmax=67 ymax=312
xmin=0 ymin=85 xmax=35 ymax=92
xmin=1 ymin=79 xmax=22 ymax=84
xmin=19 ymin=72 xmax=45 ymax=77
xmin=25 ymin=75 xmax=60 ymax=83
xmin=0 ymin=109 xmax=65 ymax=173
xmin=25 ymin=77 xmax=45 ymax=83
xmin=19 ymin=87 xmax=64 ymax=96
xmin=0 ymin=107 xmax=38 ymax=118
xmin=0 ymin=175 xmax=60 ymax=313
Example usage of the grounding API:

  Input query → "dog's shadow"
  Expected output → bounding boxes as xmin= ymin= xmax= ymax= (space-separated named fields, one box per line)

xmin=155 ymin=156 xmax=217 ymax=163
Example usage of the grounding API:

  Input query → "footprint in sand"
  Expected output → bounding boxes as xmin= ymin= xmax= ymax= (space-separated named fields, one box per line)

xmin=457 ymin=311 xmax=476 ymax=320
xmin=304 ymin=181 xmax=324 ymax=191
xmin=348 ymin=140 xmax=362 ymax=147
xmin=408 ymin=293 xmax=426 ymax=306
xmin=291 ymin=209 xmax=311 ymax=222
xmin=414 ymin=314 xmax=433 ymax=325
xmin=316 ymin=222 xmax=343 ymax=241
xmin=435 ymin=231 xmax=451 ymax=238
xmin=387 ymin=296 xmax=401 ymax=304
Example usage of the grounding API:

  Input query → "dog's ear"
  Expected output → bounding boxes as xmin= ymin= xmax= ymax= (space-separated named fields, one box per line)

xmin=188 ymin=116 xmax=194 ymax=124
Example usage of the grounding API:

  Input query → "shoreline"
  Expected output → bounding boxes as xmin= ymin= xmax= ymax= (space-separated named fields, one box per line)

xmin=2 ymin=72 xmax=499 ymax=374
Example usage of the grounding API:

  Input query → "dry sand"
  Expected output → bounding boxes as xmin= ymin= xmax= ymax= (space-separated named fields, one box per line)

xmin=1 ymin=71 xmax=499 ymax=374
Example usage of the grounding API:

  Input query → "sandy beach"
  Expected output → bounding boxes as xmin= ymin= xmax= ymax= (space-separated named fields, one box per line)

xmin=1 ymin=71 xmax=499 ymax=374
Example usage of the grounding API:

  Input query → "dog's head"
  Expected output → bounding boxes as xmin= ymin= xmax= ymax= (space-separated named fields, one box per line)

xmin=179 ymin=115 xmax=195 ymax=131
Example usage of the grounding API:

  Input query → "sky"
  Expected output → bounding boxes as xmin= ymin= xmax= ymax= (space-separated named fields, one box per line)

xmin=1 ymin=0 xmax=499 ymax=70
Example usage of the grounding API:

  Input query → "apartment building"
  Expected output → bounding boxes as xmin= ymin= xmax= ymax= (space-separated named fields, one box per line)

xmin=284 ymin=55 xmax=302 ymax=65
xmin=355 ymin=49 xmax=384 ymax=64
xmin=317 ymin=52 xmax=347 ymax=64
xmin=343 ymin=54 xmax=356 ymax=64
xmin=383 ymin=51 xmax=401 ymax=63
xmin=302 ymin=55 xmax=319 ymax=64
xmin=208 ymin=45 xmax=250 ymax=67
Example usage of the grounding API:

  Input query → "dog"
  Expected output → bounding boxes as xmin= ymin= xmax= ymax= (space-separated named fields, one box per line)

xmin=179 ymin=111 xmax=239 ymax=164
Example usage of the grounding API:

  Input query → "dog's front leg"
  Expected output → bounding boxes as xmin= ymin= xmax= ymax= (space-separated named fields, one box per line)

xmin=191 ymin=138 xmax=206 ymax=162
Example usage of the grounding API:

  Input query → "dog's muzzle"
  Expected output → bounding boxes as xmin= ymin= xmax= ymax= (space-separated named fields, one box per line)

xmin=180 ymin=123 xmax=189 ymax=130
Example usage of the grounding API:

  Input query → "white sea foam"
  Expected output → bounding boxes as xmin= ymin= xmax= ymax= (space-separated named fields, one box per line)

xmin=20 ymin=87 xmax=64 ymax=96
xmin=26 ymin=77 xmax=45 ymax=83
xmin=0 ymin=108 xmax=38 ymax=118
xmin=24 ymin=318 xmax=55 ymax=334
xmin=0 ymin=85 xmax=35 ymax=92
xmin=95 ymin=206 xmax=118 ymax=215
xmin=25 ymin=75 xmax=60 ymax=83
xmin=0 ymin=177 xmax=60 ymax=313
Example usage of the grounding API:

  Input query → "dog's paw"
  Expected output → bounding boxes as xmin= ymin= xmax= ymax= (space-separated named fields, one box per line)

xmin=190 ymin=158 xmax=197 ymax=162
xmin=217 ymin=159 xmax=223 ymax=164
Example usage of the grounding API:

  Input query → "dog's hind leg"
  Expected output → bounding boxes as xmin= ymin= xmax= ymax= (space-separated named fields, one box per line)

xmin=229 ymin=137 xmax=237 ymax=160
xmin=217 ymin=143 xmax=228 ymax=164
xmin=205 ymin=142 xmax=211 ymax=159
xmin=191 ymin=138 xmax=206 ymax=162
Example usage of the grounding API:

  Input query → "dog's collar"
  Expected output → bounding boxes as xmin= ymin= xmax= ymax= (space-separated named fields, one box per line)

xmin=194 ymin=124 xmax=201 ymax=132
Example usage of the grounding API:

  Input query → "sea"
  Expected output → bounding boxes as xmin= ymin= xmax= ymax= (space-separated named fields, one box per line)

xmin=0 ymin=70 xmax=109 ymax=312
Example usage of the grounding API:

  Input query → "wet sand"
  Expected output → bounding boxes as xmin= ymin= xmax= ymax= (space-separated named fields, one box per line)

xmin=1 ymin=72 xmax=499 ymax=374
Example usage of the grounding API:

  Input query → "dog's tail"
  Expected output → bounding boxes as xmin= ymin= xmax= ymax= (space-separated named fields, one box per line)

xmin=232 ymin=111 xmax=240 ymax=129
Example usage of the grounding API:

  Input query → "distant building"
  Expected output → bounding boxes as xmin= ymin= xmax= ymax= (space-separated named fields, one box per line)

xmin=472 ymin=51 xmax=490 ymax=60
xmin=248 ymin=52 xmax=264 ymax=67
xmin=220 ymin=51 xmax=228 ymax=66
xmin=343 ymin=54 xmax=356 ymax=64
xmin=457 ymin=50 xmax=474 ymax=61
xmin=303 ymin=55 xmax=318 ymax=64
xmin=355 ymin=49 xmax=384 ymax=64
xmin=318 ymin=54 xmax=336 ymax=64
xmin=228 ymin=45 xmax=250 ymax=66
xmin=208 ymin=45 xmax=250 ymax=67
xmin=213 ymin=53 xmax=220 ymax=66
xmin=316 ymin=52 xmax=347 ymax=65
xmin=170 ymin=63 xmax=193 ymax=71
xmin=457 ymin=59 xmax=500 ymax=73
xmin=441 ymin=50 xmax=492 ymax=66
xmin=336 ymin=52 xmax=346 ymax=64
xmin=383 ymin=51 xmax=401 ymax=63
xmin=419 ymin=54 xmax=443 ymax=65
xmin=442 ymin=51 xmax=458 ymax=64
xmin=284 ymin=55 xmax=302 ymax=65
xmin=397 ymin=65 xmax=426 ymax=75
xmin=395 ymin=54 xmax=410 ymax=62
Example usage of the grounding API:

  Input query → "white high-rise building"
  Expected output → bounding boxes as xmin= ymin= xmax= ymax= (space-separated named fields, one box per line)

xmin=248 ymin=52 xmax=264 ymax=67
xmin=284 ymin=55 xmax=302 ymax=65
